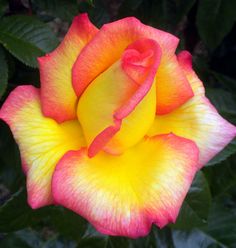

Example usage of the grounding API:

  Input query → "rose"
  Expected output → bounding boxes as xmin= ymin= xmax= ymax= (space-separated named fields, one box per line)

xmin=0 ymin=14 xmax=235 ymax=238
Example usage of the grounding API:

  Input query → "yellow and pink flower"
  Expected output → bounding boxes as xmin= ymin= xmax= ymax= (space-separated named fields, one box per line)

xmin=0 ymin=14 xmax=235 ymax=237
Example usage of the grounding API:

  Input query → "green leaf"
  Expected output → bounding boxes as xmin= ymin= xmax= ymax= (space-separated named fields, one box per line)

xmin=0 ymin=15 xmax=59 ymax=67
xmin=172 ymin=171 xmax=211 ymax=229
xmin=0 ymin=0 xmax=8 ymax=18
xmin=0 ymin=121 xmax=23 ymax=192
xmin=107 ymin=237 xmax=132 ymax=248
xmin=196 ymin=0 xmax=236 ymax=49
xmin=149 ymin=0 xmax=177 ymax=31
xmin=0 ymin=187 xmax=87 ymax=236
xmin=206 ymin=88 xmax=236 ymax=116
xmin=0 ymin=229 xmax=78 ymax=248
xmin=206 ymin=88 xmax=236 ymax=128
xmin=172 ymin=229 xmax=222 ymax=248
xmin=119 ymin=0 xmax=144 ymax=11
xmin=207 ymin=139 xmax=236 ymax=166
xmin=175 ymin=0 xmax=196 ymax=22
xmin=149 ymin=226 xmax=174 ymax=248
xmin=172 ymin=202 xmax=236 ymax=247
xmin=50 ymin=206 xmax=87 ymax=241
xmin=32 ymin=0 xmax=79 ymax=22
xmin=0 ymin=189 xmax=32 ymax=232
xmin=78 ymin=237 xmax=110 ymax=248
xmin=44 ymin=236 xmax=77 ymax=248
xmin=77 ymin=225 xmax=131 ymax=248
xmin=0 ymin=229 xmax=43 ymax=248
xmin=0 ymin=46 xmax=8 ymax=98
xmin=204 ymin=156 xmax=236 ymax=197
xmin=78 ymin=227 xmax=174 ymax=248
xmin=211 ymin=71 xmax=236 ymax=92
xmin=204 ymin=202 xmax=236 ymax=247
xmin=83 ymin=0 xmax=110 ymax=28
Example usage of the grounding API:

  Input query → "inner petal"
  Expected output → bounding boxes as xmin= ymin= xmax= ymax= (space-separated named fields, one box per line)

xmin=77 ymin=38 xmax=162 ymax=157
xmin=52 ymin=133 xmax=199 ymax=238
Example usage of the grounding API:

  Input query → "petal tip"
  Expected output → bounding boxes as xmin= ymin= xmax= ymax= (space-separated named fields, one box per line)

xmin=177 ymin=50 xmax=193 ymax=69
xmin=0 ymin=85 xmax=39 ymax=124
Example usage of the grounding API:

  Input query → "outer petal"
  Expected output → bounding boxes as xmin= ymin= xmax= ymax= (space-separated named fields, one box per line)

xmin=0 ymin=86 xmax=85 ymax=208
xmin=38 ymin=14 xmax=98 ymax=123
xmin=52 ymin=134 xmax=199 ymax=238
xmin=72 ymin=16 xmax=179 ymax=97
xmin=77 ymin=39 xmax=161 ymax=157
xmin=148 ymin=51 xmax=236 ymax=167
xmin=155 ymin=55 xmax=193 ymax=114
xmin=177 ymin=51 xmax=205 ymax=96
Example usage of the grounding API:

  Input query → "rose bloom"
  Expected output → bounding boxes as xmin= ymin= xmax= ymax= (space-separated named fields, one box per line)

xmin=0 ymin=14 xmax=235 ymax=237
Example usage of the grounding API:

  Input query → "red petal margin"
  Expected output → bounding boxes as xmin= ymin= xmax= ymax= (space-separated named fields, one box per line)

xmin=0 ymin=86 xmax=85 ymax=208
xmin=52 ymin=133 xmax=199 ymax=238
xmin=155 ymin=54 xmax=194 ymax=115
xmin=86 ymin=39 xmax=162 ymax=157
xmin=147 ymin=50 xmax=236 ymax=168
xmin=72 ymin=16 xmax=178 ymax=98
xmin=38 ymin=14 xmax=98 ymax=123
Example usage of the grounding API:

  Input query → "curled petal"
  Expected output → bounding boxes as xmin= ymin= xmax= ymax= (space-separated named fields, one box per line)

xmin=0 ymin=86 xmax=85 ymax=208
xmin=52 ymin=134 xmax=199 ymax=238
xmin=72 ymin=16 xmax=178 ymax=97
xmin=177 ymin=51 xmax=205 ymax=96
xmin=38 ymin=14 xmax=98 ymax=123
xmin=77 ymin=39 xmax=161 ymax=156
xmin=155 ymin=55 xmax=194 ymax=114
xmin=148 ymin=51 xmax=236 ymax=167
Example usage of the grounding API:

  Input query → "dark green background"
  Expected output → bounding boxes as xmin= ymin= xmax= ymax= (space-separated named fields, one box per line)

xmin=0 ymin=0 xmax=236 ymax=247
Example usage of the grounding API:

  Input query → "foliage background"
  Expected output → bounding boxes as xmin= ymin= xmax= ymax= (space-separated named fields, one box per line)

xmin=0 ymin=0 xmax=236 ymax=247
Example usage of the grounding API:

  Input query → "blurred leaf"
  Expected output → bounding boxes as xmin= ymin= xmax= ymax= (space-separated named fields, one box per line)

xmin=128 ymin=236 xmax=150 ymax=248
xmin=4 ymin=51 xmax=15 ymax=81
xmin=0 ymin=0 xmax=8 ymax=18
xmin=0 ymin=189 xmax=32 ymax=232
xmin=78 ymin=225 xmax=131 ymax=248
xmin=120 ymin=0 xmax=196 ymax=33
xmin=50 ymin=206 xmax=87 ymax=241
xmin=175 ymin=0 xmax=196 ymax=22
xmin=172 ymin=201 xmax=236 ymax=247
xmin=44 ymin=236 xmax=77 ymax=248
xmin=211 ymin=71 xmax=236 ymax=92
xmin=78 ymin=227 xmax=174 ymax=248
xmin=203 ymin=201 xmax=236 ymax=247
xmin=207 ymin=139 xmax=236 ymax=166
xmin=0 ymin=15 xmax=59 ymax=67
xmin=123 ymin=0 xmax=196 ymax=32
xmin=78 ymin=232 xmax=148 ymax=248
xmin=0 ymin=46 xmax=8 ymax=98
xmin=149 ymin=0 xmax=177 ymax=31
xmin=206 ymin=88 xmax=236 ymax=115
xmin=196 ymin=0 xmax=236 ymax=50
xmin=0 ymin=229 xmax=78 ymax=248
xmin=0 ymin=121 xmax=23 ymax=191
xmin=1 ymin=189 xmax=87 ymax=239
xmin=80 ymin=0 xmax=110 ymax=28
xmin=149 ymin=227 xmax=174 ymax=248
xmin=172 ymin=171 xmax=211 ymax=229
xmin=193 ymin=55 xmax=211 ymax=85
xmin=204 ymin=156 xmax=236 ymax=197
xmin=172 ymin=229 xmax=220 ymax=248
xmin=78 ymin=236 xmax=110 ymax=248
xmin=206 ymin=87 xmax=236 ymax=126
xmin=33 ymin=0 xmax=78 ymax=22
xmin=0 ymin=189 xmax=74 ymax=234
xmin=119 ymin=0 xmax=144 ymax=11
xmin=0 ymin=229 xmax=43 ymax=248
xmin=86 ymin=0 xmax=94 ymax=7
xmin=9 ymin=61 xmax=40 ymax=88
